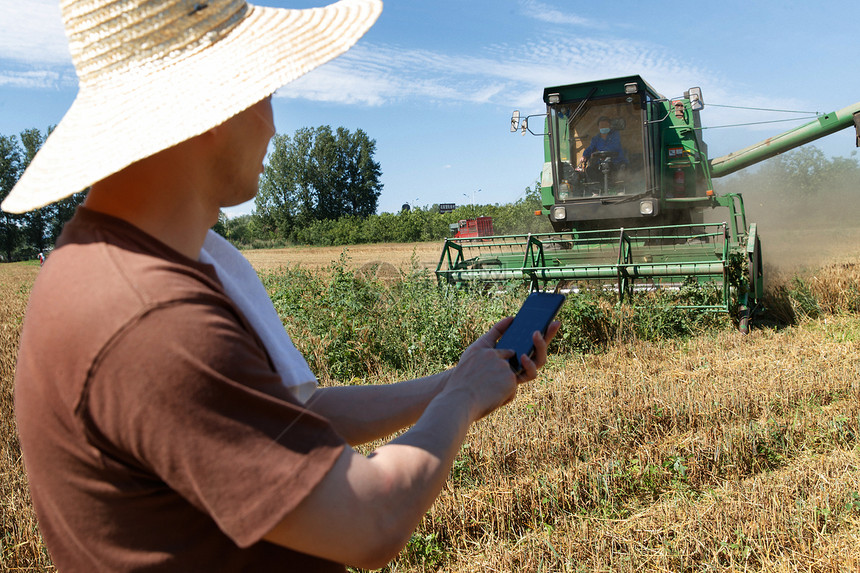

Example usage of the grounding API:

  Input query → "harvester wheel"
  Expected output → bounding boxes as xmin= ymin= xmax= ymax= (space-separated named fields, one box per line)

xmin=739 ymin=306 xmax=750 ymax=335
xmin=748 ymin=235 xmax=763 ymax=305
xmin=738 ymin=230 xmax=763 ymax=334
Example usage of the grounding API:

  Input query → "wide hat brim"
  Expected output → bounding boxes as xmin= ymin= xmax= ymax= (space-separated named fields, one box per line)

xmin=1 ymin=0 xmax=382 ymax=214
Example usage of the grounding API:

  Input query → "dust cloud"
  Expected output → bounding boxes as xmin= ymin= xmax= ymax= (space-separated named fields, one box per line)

xmin=710 ymin=178 xmax=860 ymax=279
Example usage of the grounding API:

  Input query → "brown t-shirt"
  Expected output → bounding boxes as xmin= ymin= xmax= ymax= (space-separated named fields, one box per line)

xmin=14 ymin=208 xmax=347 ymax=572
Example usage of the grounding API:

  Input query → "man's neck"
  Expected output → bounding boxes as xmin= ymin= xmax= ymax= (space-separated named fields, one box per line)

xmin=84 ymin=140 xmax=219 ymax=260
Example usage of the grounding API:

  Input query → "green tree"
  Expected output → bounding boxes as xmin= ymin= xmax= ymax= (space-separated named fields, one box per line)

xmin=0 ymin=135 xmax=23 ymax=261
xmin=332 ymin=126 xmax=381 ymax=219
xmin=0 ymin=128 xmax=87 ymax=260
xmin=213 ymin=212 xmax=255 ymax=246
xmin=51 ymin=189 xmax=88 ymax=244
xmin=212 ymin=211 xmax=229 ymax=237
xmin=255 ymin=128 xmax=311 ymax=236
xmin=765 ymin=146 xmax=829 ymax=196
xmin=256 ymin=125 xmax=382 ymax=240
xmin=714 ymin=145 xmax=860 ymax=232
xmin=821 ymin=151 xmax=860 ymax=190
xmin=19 ymin=129 xmax=50 ymax=254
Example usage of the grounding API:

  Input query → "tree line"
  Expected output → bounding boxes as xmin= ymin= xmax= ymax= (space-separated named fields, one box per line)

xmin=0 ymin=123 xmax=544 ymax=259
xmin=715 ymin=146 xmax=860 ymax=198
xmin=215 ymin=195 xmax=550 ymax=249
xmin=0 ymin=129 xmax=87 ymax=262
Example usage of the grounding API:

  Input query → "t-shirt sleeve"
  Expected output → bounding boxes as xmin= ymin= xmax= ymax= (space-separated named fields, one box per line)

xmin=80 ymin=296 xmax=345 ymax=548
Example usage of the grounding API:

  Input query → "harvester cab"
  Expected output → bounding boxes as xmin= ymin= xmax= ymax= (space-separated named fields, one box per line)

xmin=533 ymin=75 xmax=710 ymax=233
xmin=438 ymin=74 xmax=860 ymax=330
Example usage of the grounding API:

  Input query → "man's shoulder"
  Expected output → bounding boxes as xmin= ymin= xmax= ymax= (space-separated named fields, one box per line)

xmin=53 ymin=208 xmax=222 ymax=306
xmin=23 ymin=209 xmax=231 ymax=377
xmin=17 ymin=210 xmax=246 ymax=425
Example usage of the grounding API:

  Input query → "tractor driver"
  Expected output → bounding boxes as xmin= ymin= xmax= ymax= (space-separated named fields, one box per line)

xmin=578 ymin=116 xmax=628 ymax=188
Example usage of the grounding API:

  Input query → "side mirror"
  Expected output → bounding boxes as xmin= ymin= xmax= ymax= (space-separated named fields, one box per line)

xmin=688 ymin=86 xmax=704 ymax=111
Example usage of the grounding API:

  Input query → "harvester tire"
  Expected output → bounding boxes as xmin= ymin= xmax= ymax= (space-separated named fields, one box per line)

xmin=739 ymin=306 xmax=750 ymax=335
xmin=748 ymin=235 xmax=763 ymax=305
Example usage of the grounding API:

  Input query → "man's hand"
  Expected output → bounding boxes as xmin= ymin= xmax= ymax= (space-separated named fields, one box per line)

xmin=448 ymin=317 xmax=561 ymax=421
xmin=461 ymin=317 xmax=560 ymax=378
xmin=515 ymin=318 xmax=561 ymax=381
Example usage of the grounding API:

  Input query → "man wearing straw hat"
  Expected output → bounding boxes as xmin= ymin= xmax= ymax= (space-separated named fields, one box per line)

xmin=4 ymin=0 xmax=560 ymax=570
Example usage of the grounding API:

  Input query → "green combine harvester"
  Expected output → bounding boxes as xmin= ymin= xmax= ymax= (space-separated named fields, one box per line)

xmin=436 ymin=75 xmax=860 ymax=329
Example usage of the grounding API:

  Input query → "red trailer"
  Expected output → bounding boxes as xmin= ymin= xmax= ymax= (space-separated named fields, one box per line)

xmin=451 ymin=216 xmax=494 ymax=239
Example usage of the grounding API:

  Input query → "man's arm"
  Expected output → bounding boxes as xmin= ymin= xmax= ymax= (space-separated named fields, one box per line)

xmin=582 ymin=137 xmax=595 ymax=159
xmin=303 ymin=372 xmax=449 ymax=446
xmin=264 ymin=319 xmax=560 ymax=569
xmin=581 ymin=134 xmax=602 ymax=165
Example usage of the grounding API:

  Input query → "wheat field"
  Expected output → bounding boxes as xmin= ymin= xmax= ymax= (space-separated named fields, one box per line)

xmin=2 ymin=243 xmax=859 ymax=572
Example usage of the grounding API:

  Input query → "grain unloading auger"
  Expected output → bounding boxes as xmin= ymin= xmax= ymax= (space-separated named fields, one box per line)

xmin=436 ymin=75 xmax=860 ymax=328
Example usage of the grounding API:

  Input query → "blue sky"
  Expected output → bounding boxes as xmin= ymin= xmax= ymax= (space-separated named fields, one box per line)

xmin=1 ymin=0 xmax=857 ymax=217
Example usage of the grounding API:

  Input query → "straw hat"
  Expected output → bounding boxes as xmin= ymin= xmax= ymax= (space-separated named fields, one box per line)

xmin=1 ymin=0 xmax=382 ymax=214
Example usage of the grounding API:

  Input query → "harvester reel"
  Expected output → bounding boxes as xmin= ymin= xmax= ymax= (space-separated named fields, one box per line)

xmin=454 ymin=257 xmax=503 ymax=271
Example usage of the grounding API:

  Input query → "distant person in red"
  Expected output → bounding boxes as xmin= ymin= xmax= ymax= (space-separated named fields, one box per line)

xmin=37 ymin=252 xmax=44 ymax=266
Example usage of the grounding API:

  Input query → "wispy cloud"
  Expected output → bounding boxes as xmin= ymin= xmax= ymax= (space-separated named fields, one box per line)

xmin=0 ymin=0 xmax=705 ymax=113
xmin=278 ymin=35 xmax=717 ymax=116
xmin=0 ymin=0 xmax=70 ymax=65
xmin=517 ymin=0 xmax=596 ymax=27
xmin=0 ymin=68 xmax=74 ymax=90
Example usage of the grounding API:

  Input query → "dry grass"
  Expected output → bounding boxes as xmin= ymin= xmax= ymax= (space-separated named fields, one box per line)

xmin=0 ymin=263 xmax=53 ymax=571
xmin=414 ymin=322 xmax=860 ymax=571
xmin=241 ymin=241 xmax=443 ymax=273
xmin=3 ymin=245 xmax=860 ymax=572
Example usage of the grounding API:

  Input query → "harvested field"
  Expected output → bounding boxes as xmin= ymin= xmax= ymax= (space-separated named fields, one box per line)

xmin=0 ymin=263 xmax=43 ymax=570
xmin=242 ymin=241 xmax=442 ymax=273
xmin=424 ymin=321 xmax=860 ymax=571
